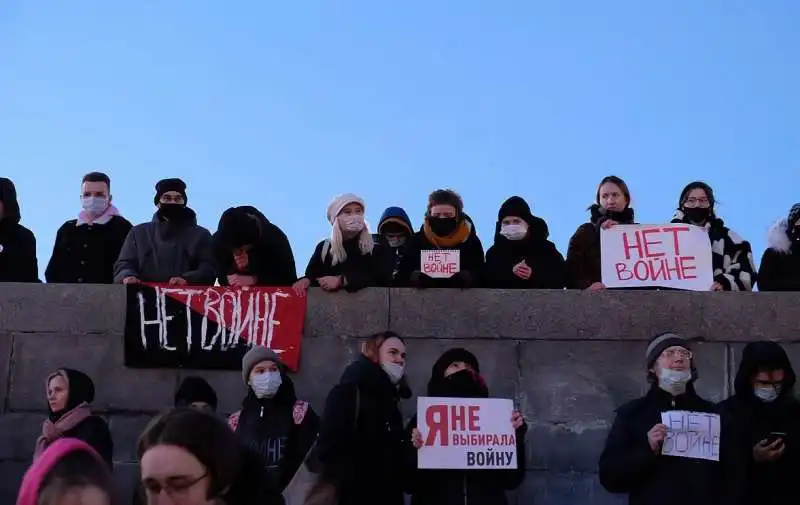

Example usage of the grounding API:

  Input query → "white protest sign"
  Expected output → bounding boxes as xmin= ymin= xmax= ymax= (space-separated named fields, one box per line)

xmin=417 ymin=396 xmax=517 ymax=469
xmin=660 ymin=410 xmax=720 ymax=462
xmin=600 ymin=224 xmax=713 ymax=290
xmin=421 ymin=250 xmax=461 ymax=278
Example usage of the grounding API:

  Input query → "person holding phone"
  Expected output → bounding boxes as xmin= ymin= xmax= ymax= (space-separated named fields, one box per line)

xmin=719 ymin=341 xmax=800 ymax=505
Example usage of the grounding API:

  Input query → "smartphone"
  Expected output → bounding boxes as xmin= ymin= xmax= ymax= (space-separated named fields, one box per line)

xmin=767 ymin=432 xmax=786 ymax=445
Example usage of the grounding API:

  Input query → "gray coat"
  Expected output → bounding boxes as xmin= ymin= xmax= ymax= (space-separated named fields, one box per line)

xmin=113 ymin=210 xmax=217 ymax=284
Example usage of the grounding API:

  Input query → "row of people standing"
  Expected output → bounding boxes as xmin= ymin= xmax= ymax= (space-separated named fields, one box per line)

xmin=2 ymin=173 xmax=798 ymax=290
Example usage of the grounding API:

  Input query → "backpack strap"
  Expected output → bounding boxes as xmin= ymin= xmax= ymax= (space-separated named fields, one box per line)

xmin=228 ymin=410 xmax=241 ymax=431
xmin=293 ymin=400 xmax=309 ymax=425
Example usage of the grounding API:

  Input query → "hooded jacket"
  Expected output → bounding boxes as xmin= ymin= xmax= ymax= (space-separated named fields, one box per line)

xmin=315 ymin=355 xmax=408 ymax=505
xmin=566 ymin=205 xmax=635 ymax=289
xmin=718 ymin=342 xmax=800 ymax=505
xmin=757 ymin=217 xmax=800 ymax=291
xmin=377 ymin=206 xmax=414 ymax=284
xmin=484 ymin=197 xmax=566 ymax=289
xmin=598 ymin=381 xmax=737 ymax=505
xmin=213 ymin=206 xmax=297 ymax=286
xmin=228 ymin=371 xmax=319 ymax=493
xmin=113 ymin=208 xmax=217 ymax=284
xmin=0 ymin=178 xmax=39 ymax=282
xmin=404 ymin=349 xmax=527 ymax=505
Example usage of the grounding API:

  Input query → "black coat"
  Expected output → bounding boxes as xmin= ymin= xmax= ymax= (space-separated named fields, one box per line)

xmin=718 ymin=342 xmax=800 ymax=505
xmin=303 ymin=236 xmax=391 ymax=291
xmin=213 ymin=206 xmax=297 ymax=286
xmin=0 ymin=178 xmax=38 ymax=282
xmin=315 ymin=356 xmax=408 ymax=505
xmin=757 ymin=218 xmax=800 ymax=291
xmin=404 ymin=415 xmax=526 ymax=505
xmin=62 ymin=415 xmax=114 ymax=469
xmin=45 ymin=215 xmax=133 ymax=284
xmin=484 ymin=216 xmax=566 ymax=289
xmin=598 ymin=383 xmax=734 ymax=505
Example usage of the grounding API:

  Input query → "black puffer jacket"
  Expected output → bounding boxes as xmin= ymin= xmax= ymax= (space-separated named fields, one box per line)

xmin=718 ymin=342 xmax=800 ymax=505
xmin=315 ymin=356 xmax=408 ymax=505
xmin=598 ymin=383 xmax=733 ymax=505
xmin=757 ymin=213 xmax=800 ymax=291
xmin=0 ymin=178 xmax=38 ymax=282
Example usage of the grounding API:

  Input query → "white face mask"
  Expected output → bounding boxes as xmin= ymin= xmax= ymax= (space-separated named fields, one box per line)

xmin=82 ymin=196 xmax=108 ymax=215
xmin=500 ymin=223 xmax=528 ymax=241
xmin=386 ymin=236 xmax=406 ymax=248
xmin=754 ymin=387 xmax=779 ymax=403
xmin=340 ymin=215 xmax=365 ymax=233
xmin=251 ymin=371 xmax=282 ymax=399
xmin=381 ymin=362 xmax=405 ymax=384
xmin=659 ymin=368 xmax=691 ymax=395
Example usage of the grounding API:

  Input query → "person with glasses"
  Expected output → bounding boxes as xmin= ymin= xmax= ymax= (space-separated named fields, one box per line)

xmin=598 ymin=332 xmax=732 ymax=505
xmin=137 ymin=407 xmax=284 ymax=505
xmin=718 ymin=342 xmax=800 ymax=505
xmin=671 ymin=181 xmax=757 ymax=291
xmin=114 ymin=178 xmax=217 ymax=285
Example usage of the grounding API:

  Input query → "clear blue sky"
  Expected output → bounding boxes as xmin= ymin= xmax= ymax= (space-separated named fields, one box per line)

xmin=2 ymin=1 xmax=798 ymax=279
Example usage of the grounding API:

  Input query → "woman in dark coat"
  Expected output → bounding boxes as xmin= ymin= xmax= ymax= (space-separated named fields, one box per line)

xmin=757 ymin=203 xmax=800 ymax=291
xmin=315 ymin=331 xmax=412 ymax=505
xmin=405 ymin=348 xmax=527 ymax=505
xmin=484 ymin=196 xmax=566 ymax=289
xmin=566 ymin=175 xmax=635 ymax=290
xmin=34 ymin=368 xmax=113 ymax=469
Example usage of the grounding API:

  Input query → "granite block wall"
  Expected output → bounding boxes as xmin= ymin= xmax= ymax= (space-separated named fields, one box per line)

xmin=1 ymin=284 xmax=799 ymax=504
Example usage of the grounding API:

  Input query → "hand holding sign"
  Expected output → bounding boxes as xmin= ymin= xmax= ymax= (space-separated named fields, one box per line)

xmin=511 ymin=411 xmax=524 ymax=430
xmin=411 ymin=428 xmax=423 ymax=449
xmin=648 ymin=423 xmax=668 ymax=453
xmin=601 ymin=220 xmax=619 ymax=230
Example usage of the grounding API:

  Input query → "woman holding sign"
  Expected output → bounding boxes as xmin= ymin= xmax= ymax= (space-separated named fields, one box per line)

xmin=566 ymin=175 xmax=636 ymax=290
xmin=405 ymin=348 xmax=527 ymax=505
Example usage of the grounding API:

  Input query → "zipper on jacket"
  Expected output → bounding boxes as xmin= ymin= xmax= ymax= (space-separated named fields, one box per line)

xmin=463 ymin=475 xmax=467 ymax=505
xmin=260 ymin=406 xmax=264 ymax=418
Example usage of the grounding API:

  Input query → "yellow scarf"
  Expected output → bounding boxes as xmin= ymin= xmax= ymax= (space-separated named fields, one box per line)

xmin=423 ymin=218 xmax=472 ymax=248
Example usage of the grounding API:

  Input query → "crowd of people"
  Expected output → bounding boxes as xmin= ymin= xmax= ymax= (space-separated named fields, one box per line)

xmin=15 ymin=332 xmax=800 ymax=505
xmin=1 ymin=172 xmax=799 ymax=291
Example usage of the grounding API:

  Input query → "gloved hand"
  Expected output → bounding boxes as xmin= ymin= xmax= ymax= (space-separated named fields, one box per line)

xmin=451 ymin=271 xmax=474 ymax=288
xmin=410 ymin=270 xmax=434 ymax=289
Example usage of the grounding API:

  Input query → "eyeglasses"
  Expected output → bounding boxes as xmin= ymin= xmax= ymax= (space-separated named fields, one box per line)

xmin=684 ymin=197 xmax=710 ymax=207
xmin=661 ymin=349 xmax=693 ymax=360
xmin=141 ymin=472 xmax=207 ymax=500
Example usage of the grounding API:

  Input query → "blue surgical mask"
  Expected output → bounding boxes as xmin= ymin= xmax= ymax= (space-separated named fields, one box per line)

xmin=251 ymin=371 xmax=282 ymax=399
xmin=659 ymin=368 xmax=691 ymax=395
xmin=82 ymin=196 xmax=108 ymax=215
xmin=754 ymin=387 xmax=779 ymax=403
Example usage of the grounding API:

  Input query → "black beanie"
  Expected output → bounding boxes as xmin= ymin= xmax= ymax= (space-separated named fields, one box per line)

xmin=174 ymin=376 xmax=218 ymax=411
xmin=498 ymin=196 xmax=534 ymax=224
xmin=431 ymin=348 xmax=480 ymax=378
xmin=154 ymin=178 xmax=187 ymax=206
xmin=787 ymin=203 xmax=800 ymax=231
xmin=645 ymin=332 xmax=691 ymax=369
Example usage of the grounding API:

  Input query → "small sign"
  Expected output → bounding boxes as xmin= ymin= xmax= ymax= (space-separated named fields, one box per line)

xmin=417 ymin=396 xmax=517 ymax=469
xmin=421 ymin=250 xmax=461 ymax=278
xmin=660 ymin=410 xmax=721 ymax=462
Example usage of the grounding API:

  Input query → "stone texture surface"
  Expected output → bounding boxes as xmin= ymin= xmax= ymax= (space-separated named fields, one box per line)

xmin=1 ymin=285 xmax=799 ymax=504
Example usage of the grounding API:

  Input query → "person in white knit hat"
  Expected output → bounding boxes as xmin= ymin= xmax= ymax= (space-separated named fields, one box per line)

xmin=292 ymin=193 xmax=390 ymax=295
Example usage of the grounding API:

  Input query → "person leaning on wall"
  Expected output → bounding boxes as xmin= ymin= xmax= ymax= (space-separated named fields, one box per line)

xmin=565 ymin=175 xmax=635 ymax=290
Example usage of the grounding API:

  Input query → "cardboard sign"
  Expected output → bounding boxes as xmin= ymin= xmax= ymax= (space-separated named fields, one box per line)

xmin=417 ymin=397 xmax=517 ymax=469
xmin=421 ymin=250 xmax=461 ymax=278
xmin=600 ymin=224 xmax=713 ymax=290
xmin=124 ymin=283 xmax=307 ymax=371
xmin=661 ymin=410 xmax=721 ymax=462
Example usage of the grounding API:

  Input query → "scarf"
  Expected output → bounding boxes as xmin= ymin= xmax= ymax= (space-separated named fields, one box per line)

xmin=77 ymin=204 xmax=121 ymax=226
xmin=33 ymin=403 xmax=92 ymax=460
xmin=423 ymin=218 xmax=472 ymax=248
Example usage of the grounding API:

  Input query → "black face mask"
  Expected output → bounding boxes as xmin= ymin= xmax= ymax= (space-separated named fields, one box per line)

xmin=440 ymin=370 xmax=487 ymax=398
xmin=683 ymin=206 xmax=711 ymax=224
xmin=158 ymin=203 xmax=190 ymax=222
xmin=429 ymin=217 xmax=458 ymax=237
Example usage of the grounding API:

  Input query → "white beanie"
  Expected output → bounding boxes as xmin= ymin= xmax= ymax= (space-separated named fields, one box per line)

xmin=327 ymin=193 xmax=365 ymax=224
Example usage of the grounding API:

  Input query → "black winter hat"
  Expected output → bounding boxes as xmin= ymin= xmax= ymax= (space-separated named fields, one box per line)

xmin=498 ymin=196 xmax=534 ymax=224
xmin=645 ymin=332 xmax=691 ymax=369
xmin=174 ymin=376 xmax=218 ymax=410
xmin=788 ymin=203 xmax=800 ymax=230
xmin=431 ymin=348 xmax=480 ymax=378
xmin=154 ymin=178 xmax=187 ymax=205
xmin=217 ymin=209 xmax=262 ymax=248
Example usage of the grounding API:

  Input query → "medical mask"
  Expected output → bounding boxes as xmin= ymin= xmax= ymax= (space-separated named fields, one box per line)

xmin=754 ymin=387 xmax=779 ymax=403
xmin=386 ymin=236 xmax=406 ymax=248
xmin=659 ymin=368 xmax=691 ymax=395
xmin=340 ymin=215 xmax=365 ymax=233
xmin=81 ymin=196 xmax=108 ymax=215
xmin=683 ymin=207 xmax=711 ymax=224
xmin=381 ymin=362 xmax=405 ymax=385
xmin=500 ymin=224 xmax=528 ymax=241
xmin=251 ymin=371 xmax=282 ymax=399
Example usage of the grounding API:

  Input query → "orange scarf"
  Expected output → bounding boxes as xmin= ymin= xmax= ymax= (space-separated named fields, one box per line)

xmin=423 ymin=218 xmax=472 ymax=248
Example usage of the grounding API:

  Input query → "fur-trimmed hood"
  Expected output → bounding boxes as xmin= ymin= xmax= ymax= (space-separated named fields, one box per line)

xmin=767 ymin=218 xmax=794 ymax=255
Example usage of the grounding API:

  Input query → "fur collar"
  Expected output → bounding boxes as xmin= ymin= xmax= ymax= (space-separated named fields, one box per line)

xmin=767 ymin=218 xmax=793 ymax=254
